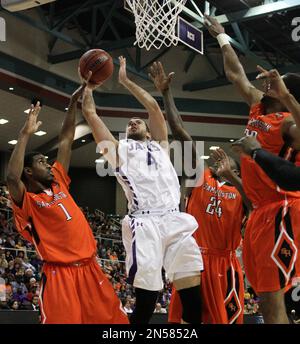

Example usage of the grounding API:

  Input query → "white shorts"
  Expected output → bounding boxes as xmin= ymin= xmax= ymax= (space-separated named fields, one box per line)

xmin=122 ymin=211 xmax=203 ymax=291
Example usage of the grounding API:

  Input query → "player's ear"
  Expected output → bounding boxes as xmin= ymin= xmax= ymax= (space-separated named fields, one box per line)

xmin=24 ymin=167 xmax=33 ymax=177
xmin=146 ymin=132 xmax=151 ymax=140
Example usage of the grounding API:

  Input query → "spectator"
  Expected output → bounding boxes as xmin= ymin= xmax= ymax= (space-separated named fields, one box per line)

xmin=23 ymin=259 xmax=36 ymax=274
xmin=24 ymin=268 xmax=35 ymax=284
xmin=0 ymin=253 xmax=8 ymax=273
xmin=123 ymin=300 xmax=133 ymax=313
xmin=109 ymin=251 xmax=118 ymax=261
xmin=31 ymin=295 xmax=40 ymax=311
xmin=0 ymin=300 xmax=10 ymax=309
xmin=5 ymin=251 xmax=14 ymax=263
xmin=154 ymin=303 xmax=167 ymax=314
xmin=10 ymin=300 xmax=20 ymax=310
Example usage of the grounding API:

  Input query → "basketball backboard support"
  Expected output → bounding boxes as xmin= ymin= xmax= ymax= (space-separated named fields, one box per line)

xmin=177 ymin=16 xmax=204 ymax=54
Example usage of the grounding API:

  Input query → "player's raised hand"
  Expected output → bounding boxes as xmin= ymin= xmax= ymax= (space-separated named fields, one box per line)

xmin=78 ymin=68 xmax=99 ymax=92
xmin=211 ymin=148 xmax=233 ymax=178
xmin=231 ymin=136 xmax=262 ymax=156
xmin=21 ymin=102 xmax=42 ymax=136
xmin=73 ymin=69 xmax=93 ymax=99
xmin=204 ymin=15 xmax=225 ymax=38
xmin=118 ymin=56 xmax=128 ymax=85
xmin=256 ymin=66 xmax=290 ymax=100
xmin=149 ymin=61 xmax=175 ymax=93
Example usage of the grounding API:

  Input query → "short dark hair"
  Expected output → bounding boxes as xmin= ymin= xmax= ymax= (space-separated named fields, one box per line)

xmin=21 ymin=151 xmax=43 ymax=182
xmin=283 ymin=73 xmax=300 ymax=103
xmin=24 ymin=151 xmax=42 ymax=168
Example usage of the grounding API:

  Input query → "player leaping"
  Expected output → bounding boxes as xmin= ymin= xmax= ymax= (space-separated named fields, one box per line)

xmin=205 ymin=15 xmax=300 ymax=324
xmin=81 ymin=56 xmax=203 ymax=324
xmin=6 ymin=75 xmax=129 ymax=324
xmin=149 ymin=61 xmax=250 ymax=324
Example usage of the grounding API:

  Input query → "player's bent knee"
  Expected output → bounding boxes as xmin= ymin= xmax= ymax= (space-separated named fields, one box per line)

xmin=173 ymin=272 xmax=201 ymax=290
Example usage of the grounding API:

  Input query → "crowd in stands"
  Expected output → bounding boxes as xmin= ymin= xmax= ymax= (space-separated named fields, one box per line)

xmin=0 ymin=183 xmax=269 ymax=320
xmin=0 ymin=187 xmax=42 ymax=312
xmin=244 ymin=288 xmax=260 ymax=315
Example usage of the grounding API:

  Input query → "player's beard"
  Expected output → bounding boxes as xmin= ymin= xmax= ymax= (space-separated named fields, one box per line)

xmin=127 ymin=131 xmax=147 ymax=141
xmin=40 ymin=172 xmax=54 ymax=188
xmin=40 ymin=178 xmax=53 ymax=189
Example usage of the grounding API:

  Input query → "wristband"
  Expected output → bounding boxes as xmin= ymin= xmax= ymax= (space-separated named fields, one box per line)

xmin=216 ymin=33 xmax=230 ymax=48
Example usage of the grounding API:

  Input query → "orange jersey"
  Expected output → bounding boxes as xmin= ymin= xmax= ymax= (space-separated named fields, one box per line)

xmin=241 ymin=103 xmax=300 ymax=207
xmin=187 ymin=169 xmax=243 ymax=250
xmin=12 ymin=161 xmax=97 ymax=263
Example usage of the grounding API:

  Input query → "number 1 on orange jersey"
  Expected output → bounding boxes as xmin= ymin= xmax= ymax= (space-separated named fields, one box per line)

xmin=58 ymin=203 xmax=72 ymax=221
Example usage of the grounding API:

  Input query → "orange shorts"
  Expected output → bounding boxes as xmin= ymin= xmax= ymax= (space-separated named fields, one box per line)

xmin=243 ymin=199 xmax=300 ymax=294
xmin=39 ymin=256 xmax=129 ymax=324
xmin=168 ymin=248 xmax=244 ymax=324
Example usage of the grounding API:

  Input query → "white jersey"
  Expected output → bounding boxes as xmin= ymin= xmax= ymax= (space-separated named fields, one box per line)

xmin=115 ymin=139 xmax=180 ymax=213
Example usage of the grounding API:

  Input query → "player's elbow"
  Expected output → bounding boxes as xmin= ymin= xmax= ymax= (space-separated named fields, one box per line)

xmin=146 ymin=99 xmax=160 ymax=114
xmin=225 ymin=70 xmax=238 ymax=84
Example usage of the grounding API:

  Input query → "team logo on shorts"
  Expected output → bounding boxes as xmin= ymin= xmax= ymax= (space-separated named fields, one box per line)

xmin=224 ymin=290 xmax=241 ymax=324
xmin=272 ymin=231 xmax=297 ymax=281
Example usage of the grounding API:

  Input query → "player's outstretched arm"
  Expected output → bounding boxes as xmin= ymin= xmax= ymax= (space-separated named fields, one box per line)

xmin=57 ymin=72 xmax=90 ymax=172
xmin=149 ymin=62 xmax=191 ymax=141
xmin=118 ymin=56 xmax=168 ymax=143
xmin=81 ymin=84 xmax=118 ymax=168
xmin=6 ymin=103 xmax=42 ymax=206
xmin=256 ymin=66 xmax=300 ymax=143
xmin=212 ymin=148 xmax=252 ymax=211
xmin=232 ymin=137 xmax=300 ymax=191
xmin=205 ymin=15 xmax=263 ymax=107
xmin=149 ymin=61 xmax=199 ymax=170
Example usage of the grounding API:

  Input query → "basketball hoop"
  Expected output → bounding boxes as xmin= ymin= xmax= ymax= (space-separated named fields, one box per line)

xmin=125 ymin=0 xmax=187 ymax=50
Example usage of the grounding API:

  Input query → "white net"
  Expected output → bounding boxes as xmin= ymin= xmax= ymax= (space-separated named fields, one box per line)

xmin=125 ymin=0 xmax=187 ymax=50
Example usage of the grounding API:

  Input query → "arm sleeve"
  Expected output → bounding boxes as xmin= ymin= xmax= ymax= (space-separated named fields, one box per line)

xmin=253 ymin=149 xmax=300 ymax=191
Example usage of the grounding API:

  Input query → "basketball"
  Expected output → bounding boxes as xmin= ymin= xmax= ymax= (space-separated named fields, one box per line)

xmin=79 ymin=49 xmax=114 ymax=84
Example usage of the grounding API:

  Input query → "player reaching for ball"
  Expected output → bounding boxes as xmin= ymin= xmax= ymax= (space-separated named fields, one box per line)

xmin=6 ymin=72 xmax=129 ymax=324
xmin=206 ymin=15 xmax=300 ymax=323
xmin=81 ymin=56 xmax=203 ymax=324
xmin=149 ymin=61 xmax=250 ymax=324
